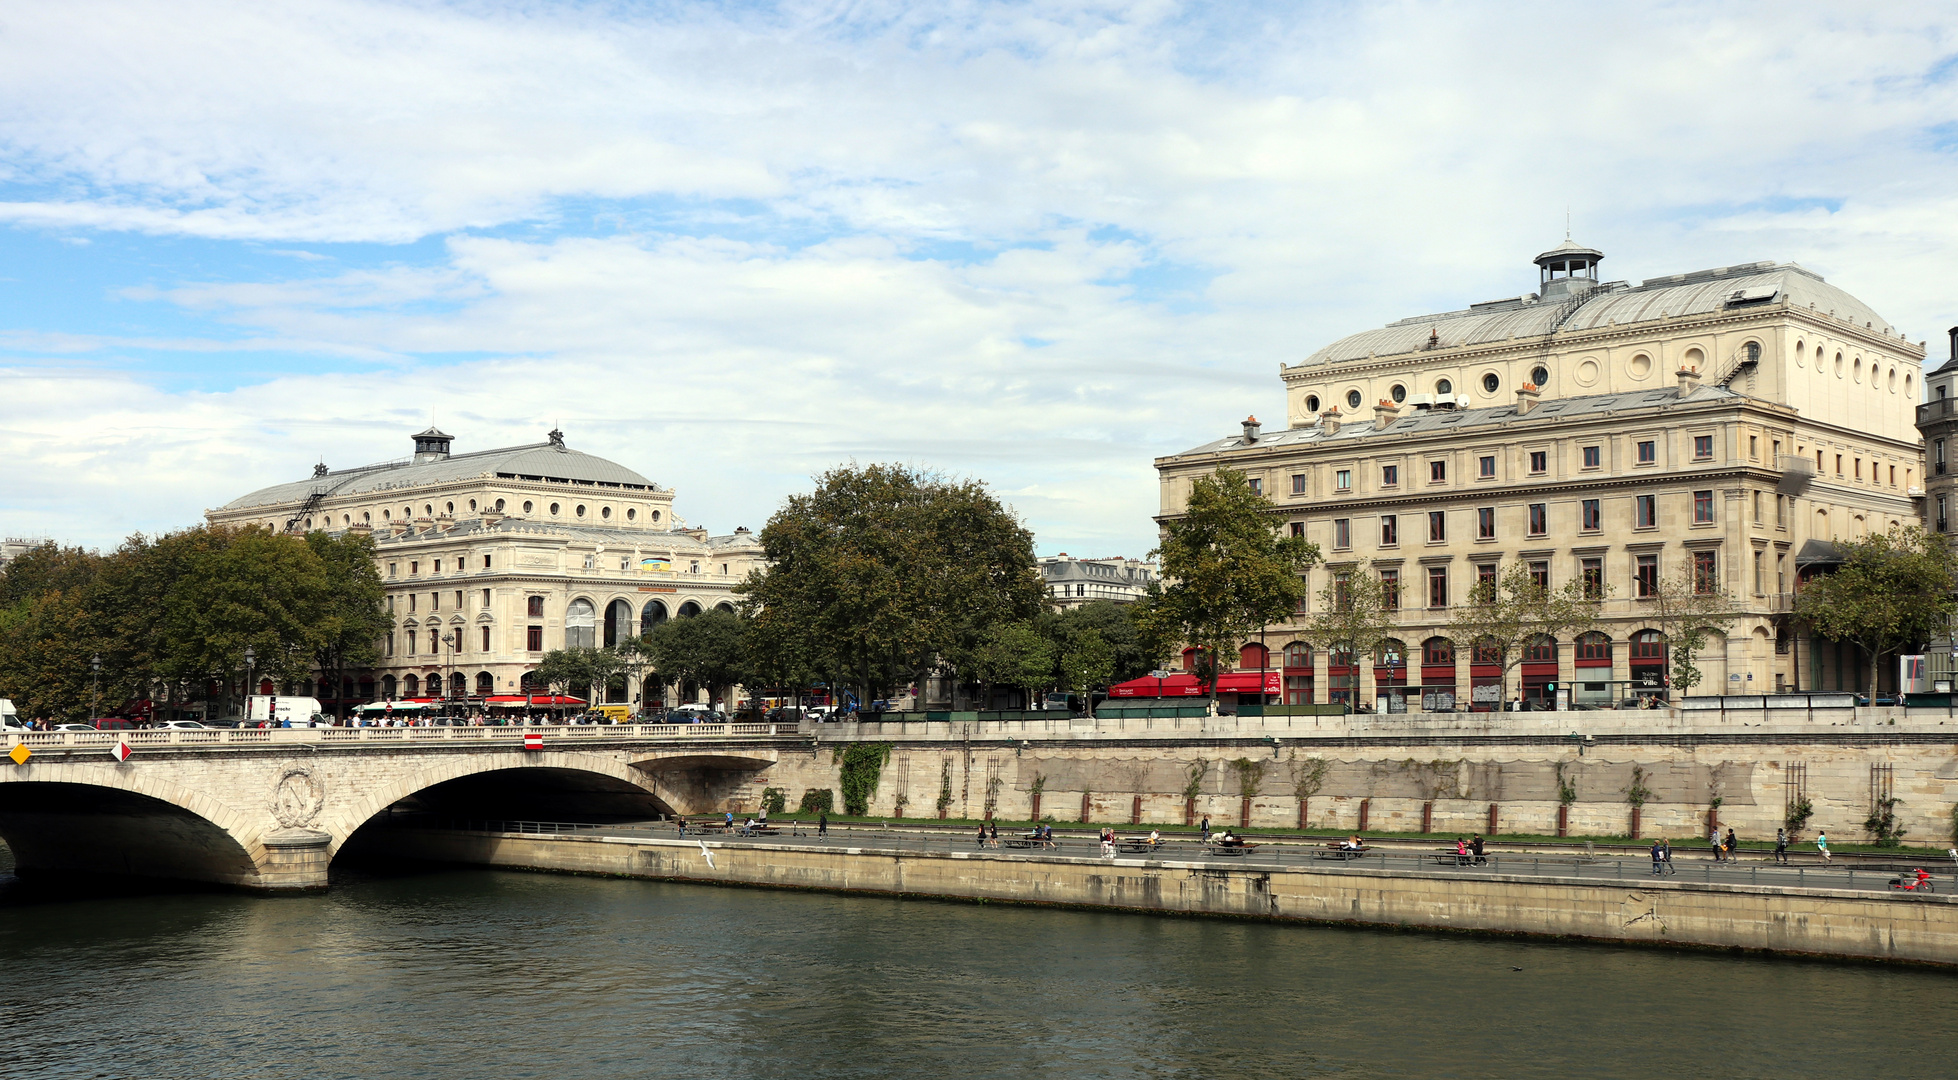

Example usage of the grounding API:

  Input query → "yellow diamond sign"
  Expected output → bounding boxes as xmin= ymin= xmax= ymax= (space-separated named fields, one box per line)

xmin=8 ymin=743 xmax=29 ymax=765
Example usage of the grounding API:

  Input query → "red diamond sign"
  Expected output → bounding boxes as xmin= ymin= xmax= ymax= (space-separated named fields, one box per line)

xmin=111 ymin=741 xmax=132 ymax=763
xmin=523 ymin=732 xmax=543 ymax=751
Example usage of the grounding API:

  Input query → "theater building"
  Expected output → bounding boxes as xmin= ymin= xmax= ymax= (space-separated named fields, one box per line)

xmin=207 ymin=427 xmax=764 ymax=712
xmin=1155 ymin=241 xmax=1929 ymax=708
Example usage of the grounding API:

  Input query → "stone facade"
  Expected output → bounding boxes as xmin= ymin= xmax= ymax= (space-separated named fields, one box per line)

xmin=1040 ymin=553 xmax=1157 ymax=609
xmin=205 ymin=427 xmax=765 ymax=709
xmin=1157 ymin=243 xmax=1930 ymax=706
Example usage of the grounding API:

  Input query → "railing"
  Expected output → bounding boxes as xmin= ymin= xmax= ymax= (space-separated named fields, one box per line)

xmin=0 ymin=723 xmax=784 ymax=750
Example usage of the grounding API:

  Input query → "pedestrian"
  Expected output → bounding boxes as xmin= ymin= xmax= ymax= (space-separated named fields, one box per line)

xmin=1661 ymin=838 xmax=1677 ymax=875
xmin=976 ymin=823 xmax=988 ymax=849
xmin=725 ymin=811 xmax=734 ymax=830
xmin=677 ymin=815 xmax=688 ymax=838
xmin=988 ymin=822 xmax=999 ymax=847
xmin=1709 ymin=822 xmax=1723 ymax=862
xmin=1650 ymin=838 xmax=1665 ymax=876
xmin=818 ymin=812 xmax=828 ymax=841
xmin=1201 ymin=816 xmax=1211 ymax=843
xmin=1774 ymin=827 xmax=1789 ymax=865
xmin=1816 ymin=830 xmax=1831 ymax=862
xmin=1725 ymin=828 xmax=1738 ymax=862
xmin=1470 ymin=833 xmax=1485 ymax=865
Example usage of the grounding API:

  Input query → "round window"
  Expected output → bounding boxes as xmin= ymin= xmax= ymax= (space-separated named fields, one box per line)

xmin=468 ymin=499 xmax=477 ymax=512
xmin=1346 ymin=389 xmax=1363 ymax=409
xmin=494 ymin=498 xmax=505 ymax=511
xmin=652 ymin=510 xmax=662 ymax=522
xmin=1530 ymin=365 xmax=1549 ymax=387
xmin=601 ymin=506 xmax=612 ymax=520
xmin=1436 ymin=378 xmax=1453 ymax=395
xmin=1482 ymin=373 xmax=1500 ymax=394
xmin=1390 ymin=384 xmax=1406 ymax=403
xmin=575 ymin=504 xmax=587 ymax=518
xmin=627 ymin=508 xmax=637 ymax=521
xmin=522 ymin=501 xmax=533 ymax=514
xmin=1304 ymin=394 xmax=1320 ymax=413
xmin=446 ymin=502 xmax=454 ymax=514
xmin=549 ymin=502 xmax=561 ymax=516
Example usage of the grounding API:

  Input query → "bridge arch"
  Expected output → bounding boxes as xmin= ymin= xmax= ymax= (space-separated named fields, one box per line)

xmin=0 ymin=761 xmax=262 ymax=888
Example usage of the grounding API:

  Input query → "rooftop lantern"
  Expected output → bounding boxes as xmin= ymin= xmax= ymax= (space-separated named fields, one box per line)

xmin=412 ymin=427 xmax=453 ymax=464
xmin=1534 ymin=238 xmax=1604 ymax=302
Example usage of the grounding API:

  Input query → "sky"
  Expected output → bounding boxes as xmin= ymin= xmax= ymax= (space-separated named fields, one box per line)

xmin=3 ymin=1 xmax=1957 ymax=557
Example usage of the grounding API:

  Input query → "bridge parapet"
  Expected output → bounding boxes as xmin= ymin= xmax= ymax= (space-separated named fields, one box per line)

xmin=2 ymin=723 xmax=787 ymax=753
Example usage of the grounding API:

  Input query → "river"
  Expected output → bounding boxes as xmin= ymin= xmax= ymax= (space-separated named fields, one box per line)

xmin=1 ymin=854 xmax=1953 ymax=1079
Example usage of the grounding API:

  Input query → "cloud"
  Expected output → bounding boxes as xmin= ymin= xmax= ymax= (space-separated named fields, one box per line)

xmin=3 ymin=1 xmax=1958 ymax=553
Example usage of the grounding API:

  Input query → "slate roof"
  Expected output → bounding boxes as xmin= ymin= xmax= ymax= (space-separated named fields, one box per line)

xmin=370 ymin=517 xmax=759 ymax=553
xmin=1173 ymin=384 xmax=1741 ymax=457
xmin=1298 ymin=261 xmax=1894 ymax=368
xmin=222 ymin=440 xmax=660 ymax=511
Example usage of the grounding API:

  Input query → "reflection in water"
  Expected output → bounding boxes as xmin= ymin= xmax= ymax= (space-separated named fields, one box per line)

xmin=0 ymin=850 xmax=1953 ymax=1080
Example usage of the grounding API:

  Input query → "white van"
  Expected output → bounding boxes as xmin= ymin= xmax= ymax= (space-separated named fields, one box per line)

xmin=246 ymin=695 xmax=331 ymax=727
xmin=0 ymin=698 xmax=21 ymax=730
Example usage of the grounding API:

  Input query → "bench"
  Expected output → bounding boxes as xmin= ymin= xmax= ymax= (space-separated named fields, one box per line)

xmin=1316 ymin=844 xmax=1370 ymax=861
xmin=1427 ymin=850 xmax=1486 ymax=867
xmin=1206 ymin=843 xmax=1258 ymax=857
xmin=1003 ymin=837 xmax=1040 ymax=849
xmin=1117 ymin=839 xmax=1167 ymax=854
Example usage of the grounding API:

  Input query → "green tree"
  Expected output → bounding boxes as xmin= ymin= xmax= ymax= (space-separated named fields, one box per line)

xmin=1059 ymin=628 xmax=1117 ymax=716
xmin=1303 ymin=560 xmax=1400 ymax=707
xmin=1449 ymin=561 xmax=1607 ymax=706
xmin=1142 ymin=467 xmax=1320 ymax=711
xmin=1645 ymin=572 xmax=1735 ymax=698
xmin=738 ymin=464 xmax=1044 ymax=707
xmin=646 ymin=608 xmax=751 ymax=710
xmin=972 ymin=621 xmax=1057 ymax=709
xmin=304 ymin=530 xmax=393 ymax=705
xmin=533 ymin=647 xmax=620 ymax=704
xmin=1052 ymin=600 xmax=1153 ymax=684
xmin=1796 ymin=526 xmax=1958 ymax=702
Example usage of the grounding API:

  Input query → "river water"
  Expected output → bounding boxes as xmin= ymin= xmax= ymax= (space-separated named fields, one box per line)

xmin=2 ymin=859 xmax=1954 ymax=1080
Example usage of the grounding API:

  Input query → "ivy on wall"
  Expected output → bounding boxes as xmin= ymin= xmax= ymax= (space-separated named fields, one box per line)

xmin=834 ymin=742 xmax=893 ymax=815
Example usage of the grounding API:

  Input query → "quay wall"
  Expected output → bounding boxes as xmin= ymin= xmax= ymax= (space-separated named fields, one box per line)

xmin=371 ymin=828 xmax=1958 ymax=965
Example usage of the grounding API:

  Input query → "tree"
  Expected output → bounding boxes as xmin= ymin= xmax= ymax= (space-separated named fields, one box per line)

xmin=533 ymin=648 xmax=615 ymax=703
xmin=1645 ymin=573 xmax=1735 ymax=698
xmin=972 ymin=622 xmax=1057 ymax=709
xmin=1301 ymin=561 xmax=1400 ymax=707
xmin=738 ymin=463 xmax=1045 ymax=707
xmin=1449 ymin=561 xmax=1607 ymax=706
xmin=304 ymin=530 xmax=393 ymax=705
xmin=1052 ymin=600 xmax=1153 ymax=685
xmin=1143 ymin=467 xmax=1320 ymax=711
xmin=1796 ymin=526 xmax=1958 ymax=702
xmin=645 ymin=608 xmax=751 ymax=710
xmin=1059 ymin=628 xmax=1116 ymax=717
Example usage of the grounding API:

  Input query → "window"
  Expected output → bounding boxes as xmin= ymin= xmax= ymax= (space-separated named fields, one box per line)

xmin=434 ymin=558 xmax=442 ymax=573
xmin=1430 ymin=460 xmax=1447 ymax=483
xmin=387 ymin=595 xmax=396 ymax=612
xmin=408 ymin=594 xmax=417 ymax=614
xmin=1347 ymin=389 xmax=1363 ymax=409
xmin=406 ymin=631 xmax=415 ymax=655
xmin=1854 ymin=458 xmax=1861 ymax=481
xmin=1334 ymin=470 xmax=1351 ymax=492
xmin=1333 ymin=572 xmax=1352 ymax=611
xmin=481 ymin=589 xmax=491 ymax=607
xmin=1582 ymin=445 xmax=1600 ymax=469
xmin=583 ymin=554 xmax=596 ymax=570
xmin=527 ymin=625 xmax=544 ymax=651
xmin=1391 ymin=383 xmax=1407 ymax=403
xmin=1292 ymin=473 xmax=1307 ymax=495
xmin=1290 ymin=521 xmax=1304 ymax=537
xmin=1477 ymin=507 xmax=1494 ymax=539
xmin=1637 ymin=440 xmax=1657 ymax=464
xmin=1635 ymin=494 xmax=1657 ymax=529
xmin=1938 ymin=440 xmax=1947 ymax=476
xmin=1436 ymin=378 xmax=1453 ymax=395
xmin=385 ymin=634 xmax=394 ymax=657
xmin=1429 ymin=511 xmax=1447 ymax=542
xmin=1752 ymin=550 xmax=1765 ymax=595
xmin=481 ymin=626 xmax=491 ymax=652
xmin=1581 ymin=557 xmax=1603 ymax=599
xmin=1380 ymin=515 xmax=1398 ymax=546
xmin=1248 ymin=478 xmax=1263 ymax=495
xmin=1694 ymin=490 xmax=1714 ymax=524
xmin=1381 ymin=464 xmax=1399 ymax=487
xmin=454 ymin=589 xmax=464 ymax=609
xmin=1940 ymin=496 xmax=1949 ymax=533
xmin=1889 ymin=465 xmax=1896 ymax=486
xmin=1478 ymin=455 xmax=1496 ymax=478
xmin=410 ymin=561 xmax=419 ymax=575
xmin=1381 ymin=569 xmax=1400 ymax=610
xmin=1776 ymin=552 xmax=1787 ymax=593
xmin=1693 ymin=550 xmax=1718 ymax=594
xmin=1531 ymin=365 xmax=1549 ymax=387
xmin=1527 ymin=503 xmax=1547 ymax=535
xmin=528 ymin=596 xmax=546 ymax=618
xmin=1776 ymin=495 xmax=1787 ymax=528
xmin=1424 ymin=638 xmax=1454 ymax=665
xmin=431 ymin=592 xmax=440 ymax=612
xmin=388 ymin=562 xmax=397 ymax=578
xmin=1693 ymin=435 xmax=1713 ymax=460
xmin=1581 ymin=499 xmax=1601 ymax=531
xmin=1632 ymin=630 xmax=1666 ymax=661
xmin=1529 ymin=561 xmax=1549 ymax=592
xmin=1332 ymin=518 xmax=1350 ymax=549
xmin=1748 ymin=436 xmax=1758 ymax=459
xmin=1576 ymin=632 xmax=1610 ymax=662
xmin=1528 ymin=450 xmax=1547 ymax=474
xmin=1476 ymin=563 xmax=1497 ymax=592
xmin=1524 ymin=635 xmax=1554 ymax=661
xmin=1752 ymin=491 xmax=1762 ymax=524
xmin=1427 ymin=566 xmax=1448 ymax=608
xmin=483 ymin=555 xmax=492 ymax=569
xmin=1305 ymin=394 xmax=1320 ymax=413
xmin=1636 ymin=554 xmax=1658 ymax=597
xmin=1835 ymin=454 xmax=1843 ymax=476
xmin=1482 ymin=373 xmax=1500 ymax=393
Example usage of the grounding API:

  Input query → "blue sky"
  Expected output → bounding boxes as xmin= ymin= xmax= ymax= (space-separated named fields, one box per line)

xmin=3 ymin=1 xmax=1957 ymax=553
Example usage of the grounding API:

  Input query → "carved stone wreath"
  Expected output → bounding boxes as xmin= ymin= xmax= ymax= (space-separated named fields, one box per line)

xmin=270 ymin=762 xmax=326 ymax=829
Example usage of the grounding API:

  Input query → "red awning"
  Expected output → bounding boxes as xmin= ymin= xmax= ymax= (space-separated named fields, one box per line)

xmin=483 ymin=694 xmax=588 ymax=706
xmin=1107 ymin=671 xmax=1280 ymax=698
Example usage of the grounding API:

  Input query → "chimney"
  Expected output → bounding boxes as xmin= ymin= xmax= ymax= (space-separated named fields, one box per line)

xmin=1319 ymin=407 xmax=1342 ymax=436
xmin=1947 ymin=325 xmax=1956 ymax=362
xmin=1241 ymin=415 xmax=1261 ymax=443
xmin=1677 ymin=365 xmax=1702 ymax=396
xmin=1515 ymin=382 xmax=1541 ymax=415
xmin=1373 ymin=399 xmax=1399 ymax=431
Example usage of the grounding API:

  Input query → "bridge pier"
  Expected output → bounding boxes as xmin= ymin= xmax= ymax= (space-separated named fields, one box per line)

xmin=257 ymin=828 xmax=334 ymax=891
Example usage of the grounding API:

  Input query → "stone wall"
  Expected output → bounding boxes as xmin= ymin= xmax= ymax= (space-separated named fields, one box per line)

xmin=373 ymin=828 xmax=1958 ymax=965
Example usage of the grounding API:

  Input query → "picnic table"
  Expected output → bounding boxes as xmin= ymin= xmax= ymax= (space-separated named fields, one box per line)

xmin=1005 ymin=833 xmax=1058 ymax=850
xmin=1427 ymin=848 xmax=1486 ymax=867
xmin=1117 ymin=836 xmax=1168 ymax=855
xmin=1205 ymin=841 xmax=1259 ymax=857
xmin=1315 ymin=843 xmax=1370 ymax=861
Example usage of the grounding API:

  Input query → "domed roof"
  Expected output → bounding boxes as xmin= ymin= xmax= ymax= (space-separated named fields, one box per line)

xmin=221 ymin=436 xmax=658 ymax=511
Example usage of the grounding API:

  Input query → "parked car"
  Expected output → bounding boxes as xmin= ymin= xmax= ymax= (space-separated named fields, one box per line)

xmin=1855 ymin=694 xmax=1899 ymax=706
xmin=52 ymin=723 xmax=96 ymax=732
xmin=159 ymin=720 xmax=207 ymax=730
xmin=91 ymin=718 xmax=137 ymax=730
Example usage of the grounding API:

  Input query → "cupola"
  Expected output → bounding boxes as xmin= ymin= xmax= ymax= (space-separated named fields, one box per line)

xmin=1533 ymin=238 xmax=1604 ymax=301
xmin=412 ymin=427 xmax=453 ymax=463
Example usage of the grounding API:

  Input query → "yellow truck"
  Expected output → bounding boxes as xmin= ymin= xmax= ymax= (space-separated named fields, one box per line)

xmin=594 ymin=704 xmax=636 ymax=724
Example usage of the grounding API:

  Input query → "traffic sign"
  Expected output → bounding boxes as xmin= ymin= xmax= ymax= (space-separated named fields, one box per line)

xmin=111 ymin=741 xmax=132 ymax=763
xmin=523 ymin=732 xmax=544 ymax=751
xmin=8 ymin=743 xmax=29 ymax=765
xmin=1149 ymin=670 xmax=1174 ymax=680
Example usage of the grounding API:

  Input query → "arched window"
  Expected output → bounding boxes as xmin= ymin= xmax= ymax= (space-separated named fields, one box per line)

xmin=1241 ymin=643 xmax=1270 ymax=669
xmin=678 ymin=600 xmax=702 ymax=617
xmin=1524 ymin=635 xmax=1556 ymax=662
xmin=715 ymin=602 xmax=736 ymax=614
xmin=1422 ymin=637 xmax=1454 ymax=666
xmin=519 ymin=670 xmax=542 ymax=693
xmin=565 ymin=598 xmax=597 ymax=649
xmin=381 ymin=674 xmax=397 ymax=698
xmin=1575 ymin=632 xmax=1611 ymax=663
xmin=1472 ymin=637 xmax=1504 ymax=665
xmin=640 ymin=600 xmax=669 ymax=635
xmin=1376 ymin=638 xmax=1406 ymax=667
xmin=403 ymin=674 xmax=419 ymax=697
xmin=604 ymin=599 xmax=634 ymax=647
xmin=1327 ymin=643 xmax=1356 ymax=668
xmin=1283 ymin=642 xmax=1311 ymax=668
xmin=426 ymin=672 xmax=444 ymax=697
xmin=1631 ymin=630 xmax=1666 ymax=660
xmin=476 ymin=671 xmax=494 ymax=696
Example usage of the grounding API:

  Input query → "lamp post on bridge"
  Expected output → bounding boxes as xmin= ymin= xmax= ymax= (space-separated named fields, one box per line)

xmin=243 ymin=644 xmax=256 ymax=723
xmin=90 ymin=654 xmax=101 ymax=720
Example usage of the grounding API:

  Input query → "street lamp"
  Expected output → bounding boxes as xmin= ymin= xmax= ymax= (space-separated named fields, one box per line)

xmin=90 ymin=654 xmax=101 ymax=719
xmin=243 ymin=644 xmax=256 ymax=721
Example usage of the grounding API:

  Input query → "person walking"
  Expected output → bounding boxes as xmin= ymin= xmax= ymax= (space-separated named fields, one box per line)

xmin=1661 ymin=838 xmax=1677 ymax=875
xmin=976 ymin=823 xmax=989 ymax=849
xmin=1774 ymin=828 xmax=1789 ymax=865
xmin=676 ymin=815 xmax=688 ymax=838
xmin=1709 ymin=822 xmax=1723 ymax=862
xmin=1201 ymin=816 xmax=1211 ymax=843
xmin=1816 ymin=830 xmax=1831 ymax=862
xmin=1650 ymin=838 xmax=1665 ymax=876
xmin=818 ymin=812 xmax=828 ymax=841
xmin=1725 ymin=828 xmax=1739 ymax=863
xmin=988 ymin=822 xmax=1000 ymax=848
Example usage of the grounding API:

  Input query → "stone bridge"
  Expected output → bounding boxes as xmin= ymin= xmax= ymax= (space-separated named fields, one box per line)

xmin=0 ymin=725 xmax=791 ymax=891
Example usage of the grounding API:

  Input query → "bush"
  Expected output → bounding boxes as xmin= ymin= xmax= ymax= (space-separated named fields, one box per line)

xmin=760 ymin=787 xmax=787 ymax=816
xmin=798 ymin=788 xmax=835 ymax=815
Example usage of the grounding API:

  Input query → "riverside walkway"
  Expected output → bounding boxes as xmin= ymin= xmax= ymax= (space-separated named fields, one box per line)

xmin=406 ymin=817 xmax=1958 ymax=897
